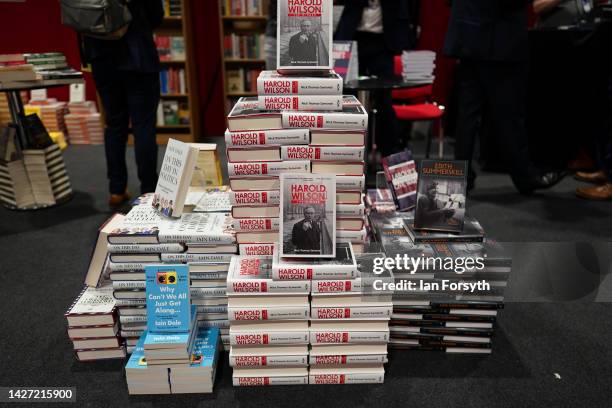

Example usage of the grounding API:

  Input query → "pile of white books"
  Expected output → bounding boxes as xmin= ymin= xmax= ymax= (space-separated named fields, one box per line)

xmin=400 ymin=50 xmax=436 ymax=84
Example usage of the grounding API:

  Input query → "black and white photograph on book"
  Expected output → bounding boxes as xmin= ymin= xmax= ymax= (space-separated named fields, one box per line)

xmin=1 ymin=0 xmax=612 ymax=406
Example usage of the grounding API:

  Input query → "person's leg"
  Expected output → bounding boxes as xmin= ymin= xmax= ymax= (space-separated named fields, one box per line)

xmin=453 ymin=60 xmax=484 ymax=189
xmin=480 ymin=61 xmax=536 ymax=188
xmin=125 ymin=71 xmax=160 ymax=194
xmin=92 ymin=63 xmax=129 ymax=195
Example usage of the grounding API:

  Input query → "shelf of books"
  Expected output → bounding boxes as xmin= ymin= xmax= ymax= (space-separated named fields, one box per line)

xmin=146 ymin=0 xmax=200 ymax=145
xmin=218 ymin=0 xmax=269 ymax=114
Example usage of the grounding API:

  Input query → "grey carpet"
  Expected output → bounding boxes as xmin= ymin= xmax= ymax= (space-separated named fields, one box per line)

xmin=1 ymin=141 xmax=611 ymax=407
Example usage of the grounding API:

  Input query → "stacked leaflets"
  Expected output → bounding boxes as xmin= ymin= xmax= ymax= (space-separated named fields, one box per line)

xmin=399 ymin=50 xmax=436 ymax=84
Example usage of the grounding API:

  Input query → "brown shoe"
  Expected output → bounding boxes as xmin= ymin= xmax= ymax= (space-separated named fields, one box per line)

xmin=574 ymin=170 xmax=607 ymax=184
xmin=575 ymin=184 xmax=612 ymax=200
xmin=109 ymin=191 xmax=131 ymax=208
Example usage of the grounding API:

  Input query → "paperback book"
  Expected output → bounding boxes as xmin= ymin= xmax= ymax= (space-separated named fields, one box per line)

xmin=227 ymin=256 xmax=311 ymax=294
xmin=281 ymin=104 xmax=368 ymax=129
xmin=414 ymin=160 xmax=468 ymax=232
xmin=145 ymin=264 xmax=191 ymax=333
xmin=402 ymin=215 xmax=485 ymax=243
xmin=279 ymin=173 xmax=336 ymax=258
xmin=272 ymin=242 xmax=357 ymax=280
xmin=257 ymin=71 xmax=342 ymax=94
xmin=277 ymin=0 xmax=333 ymax=72
xmin=225 ymin=128 xmax=309 ymax=146
xmin=280 ymin=145 xmax=364 ymax=161
xmin=381 ymin=150 xmax=418 ymax=211
xmin=258 ymin=95 xmax=342 ymax=111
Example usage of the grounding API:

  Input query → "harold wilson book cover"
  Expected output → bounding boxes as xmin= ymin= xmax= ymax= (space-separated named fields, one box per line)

xmin=145 ymin=264 xmax=191 ymax=333
xmin=414 ymin=160 xmax=468 ymax=233
xmin=277 ymin=0 xmax=333 ymax=72
xmin=280 ymin=173 xmax=336 ymax=258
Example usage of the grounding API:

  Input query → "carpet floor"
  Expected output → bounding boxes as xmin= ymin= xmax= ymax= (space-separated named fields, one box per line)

xmin=1 ymin=142 xmax=611 ymax=407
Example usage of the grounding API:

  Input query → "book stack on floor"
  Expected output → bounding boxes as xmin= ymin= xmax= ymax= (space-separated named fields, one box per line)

xmin=0 ymin=127 xmax=35 ymax=208
xmin=25 ymin=99 xmax=68 ymax=134
xmin=23 ymin=144 xmax=72 ymax=205
xmin=227 ymin=255 xmax=310 ymax=386
xmin=106 ymin=197 xmax=236 ymax=352
xmin=0 ymin=93 xmax=11 ymax=125
xmin=374 ymin=159 xmax=511 ymax=354
xmin=307 ymin=251 xmax=392 ymax=384
xmin=64 ymin=101 xmax=103 ymax=145
xmin=65 ymin=285 xmax=125 ymax=361
xmin=125 ymin=263 xmax=220 ymax=395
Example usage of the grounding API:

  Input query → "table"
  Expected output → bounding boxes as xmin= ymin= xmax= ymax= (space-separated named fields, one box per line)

xmin=1 ymin=77 xmax=83 ymax=210
xmin=344 ymin=75 xmax=430 ymax=179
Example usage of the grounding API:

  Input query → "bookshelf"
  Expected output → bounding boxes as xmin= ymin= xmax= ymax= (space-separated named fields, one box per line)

xmin=218 ymin=0 xmax=269 ymax=115
xmin=132 ymin=0 xmax=200 ymax=145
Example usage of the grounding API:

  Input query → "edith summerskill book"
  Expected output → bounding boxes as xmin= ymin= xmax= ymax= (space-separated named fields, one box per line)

xmin=414 ymin=160 xmax=467 ymax=233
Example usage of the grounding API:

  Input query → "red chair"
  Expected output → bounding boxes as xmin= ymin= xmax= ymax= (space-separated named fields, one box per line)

xmin=392 ymin=54 xmax=444 ymax=158
xmin=392 ymin=55 xmax=433 ymax=103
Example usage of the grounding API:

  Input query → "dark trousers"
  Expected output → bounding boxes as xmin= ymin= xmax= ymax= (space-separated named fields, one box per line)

xmin=355 ymin=31 xmax=398 ymax=157
xmin=454 ymin=59 xmax=533 ymax=187
xmin=600 ymin=72 xmax=612 ymax=182
xmin=92 ymin=64 xmax=160 ymax=195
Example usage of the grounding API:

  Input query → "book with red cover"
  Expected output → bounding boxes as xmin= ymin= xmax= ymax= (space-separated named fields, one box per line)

xmin=382 ymin=150 xmax=418 ymax=211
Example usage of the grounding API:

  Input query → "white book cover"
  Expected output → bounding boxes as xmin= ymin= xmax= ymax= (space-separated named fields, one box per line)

xmin=336 ymin=227 xmax=367 ymax=242
xmin=106 ymin=243 xmax=185 ymax=254
xmin=65 ymin=284 xmax=115 ymax=324
xmin=239 ymin=243 xmax=276 ymax=256
xmin=227 ymin=98 xmax=283 ymax=132
xmin=230 ymin=190 xmax=281 ymax=206
xmin=336 ymin=175 xmax=365 ymax=190
xmin=228 ymin=296 xmax=309 ymax=321
xmin=336 ymin=203 xmax=365 ymax=217
xmin=282 ymin=105 xmax=368 ymax=129
xmin=232 ymin=367 xmax=309 ymax=386
xmin=232 ymin=217 xmax=281 ymax=232
xmin=158 ymin=213 xmax=235 ymax=244
xmin=272 ymin=242 xmax=357 ymax=280
xmin=309 ymin=365 xmax=385 ymax=384
xmin=258 ymin=95 xmax=342 ymax=111
xmin=277 ymin=0 xmax=333 ymax=71
xmin=281 ymin=145 xmax=364 ymax=161
xmin=228 ymin=161 xmax=310 ymax=177
xmin=161 ymin=253 xmax=233 ymax=262
xmin=225 ymin=128 xmax=309 ymax=146
xmin=257 ymin=71 xmax=342 ymax=95
xmin=227 ymin=256 xmax=310 ymax=294
xmin=280 ymin=173 xmax=336 ymax=258
xmin=152 ymin=139 xmax=198 ymax=218
xmin=311 ymin=278 xmax=363 ymax=294
xmin=229 ymin=345 xmax=308 ymax=367
xmin=310 ymin=320 xmax=390 ymax=344
xmin=230 ymin=321 xmax=309 ymax=345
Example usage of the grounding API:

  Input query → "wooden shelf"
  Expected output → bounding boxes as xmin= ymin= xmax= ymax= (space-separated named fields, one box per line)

xmin=222 ymin=15 xmax=267 ymax=21
xmin=160 ymin=93 xmax=188 ymax=98
xmin=225 ymin=58 xmax=266 ymax=64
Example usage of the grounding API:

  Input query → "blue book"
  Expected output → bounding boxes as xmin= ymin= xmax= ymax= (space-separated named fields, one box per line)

xmin=144 ymin=306 xmax=197 ymax=351
xmin=125 ymin=334 xmax=148 ymax=371
xmin=146 ymin=264 xmax=191 ymax=333
xmin=188 ymin=327 xmax=220 ymax=369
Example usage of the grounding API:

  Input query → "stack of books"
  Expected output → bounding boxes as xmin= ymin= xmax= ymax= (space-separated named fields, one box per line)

xmin=106 ymin=197 xmax=236 ymax=351
xmin=0 ymin=132 xmax=36 ymax=207
xmin=307 ymin=251 xmax=392 ymax=384
xmin=0 ymin=93 xmax=11 ymax=125
xmin=22 ymin=144 xmax=72 ymax=205
xmin=65 ymin=285 xmax=125 ymax=361
xmin=399 ymin=50 xmax=436 ymax=84
xmin=65 ymin=101 xmax=103 ymax=144
xmin=142 ymin=306 xmax=198 ymax=367
xmin=0 ymin=54 xmax=39 ymax=83
xmin=25 ymin=99 xmax=68 ymax=134
xmin=226 ymin=91 xmax=368 ymax=252
xmin=226 ymin=255 xmax=310 ymax=386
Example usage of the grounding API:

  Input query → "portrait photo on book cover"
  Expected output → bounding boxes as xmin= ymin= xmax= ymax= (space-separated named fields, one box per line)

xmin=415 ymin=179 xmax=466 ymax=231
xmin=281 ymin=174 xmax=335 ymax=257
xmin=278 ymin=1 xmax=330 ymax=67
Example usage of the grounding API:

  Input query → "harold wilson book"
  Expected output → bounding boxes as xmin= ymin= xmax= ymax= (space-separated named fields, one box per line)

xmin=272 ymin=242 xmax=358 ymax=280
xmin=230 ymin=190 xmax=281 ymax=206
xmin=281 ymin=145 xmax=364 ymax=161
xmin=282 ymin=104 xmax=368 ymax=130
xmin=225 ymin=128 xmax=309 ymax=147
xmin=145 ymin=264 xmax=191 ymax=333
xmin=414 ymin=160 xmax=468 ymax=232
xmin=279 ymin=173 xmax=336 ymax=258
xmin=258 ymin=95 xmax=342 ymax=111
xmin=152 ymin=139 xmax=198 ymax=218
xmin=228 ymin=161 xmax=310 ymax=177
xmin=227 ymin=256 xmax=311 ymax=294
xmin=257 ymin=71 xmax=342 ymax=95
xmin=277 ymin=0 xmax=333 ymax=73
xmin=229 ymin=321 xmax=309 ymax=346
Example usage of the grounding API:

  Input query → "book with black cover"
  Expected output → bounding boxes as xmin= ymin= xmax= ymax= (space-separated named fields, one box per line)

xmin=402 ymin=215 xmax=485 ymax=244
xmin=414 ymin=160 xmax=467 ymax=232
xmin=23 ymin=114 xmax=53 ymax=149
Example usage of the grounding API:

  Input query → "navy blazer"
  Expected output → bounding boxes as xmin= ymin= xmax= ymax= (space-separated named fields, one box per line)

xmin=83 ymin=0 xmax=164 ymax=73
xmin=444 ymin=0 xmax=532 ymax=62
xmin=334 ymin=0 xmax=414 ymax=53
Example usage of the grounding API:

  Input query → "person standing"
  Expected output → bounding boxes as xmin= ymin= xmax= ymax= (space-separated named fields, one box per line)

xmin=83 ymin=0 xmax=163 ymax=206
xmin=444 ymin=0 xmax=564 ymax=194
xmin=335 ymin=0 xmax=414 ymax=157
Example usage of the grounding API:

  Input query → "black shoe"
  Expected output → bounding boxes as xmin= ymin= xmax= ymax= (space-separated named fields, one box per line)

xmin=514 ymin=171 xmax=565 ymax=195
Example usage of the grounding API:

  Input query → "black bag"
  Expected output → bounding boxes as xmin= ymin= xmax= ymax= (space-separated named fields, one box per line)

xmin=60 ymin=0 xmax=132 ymax=40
